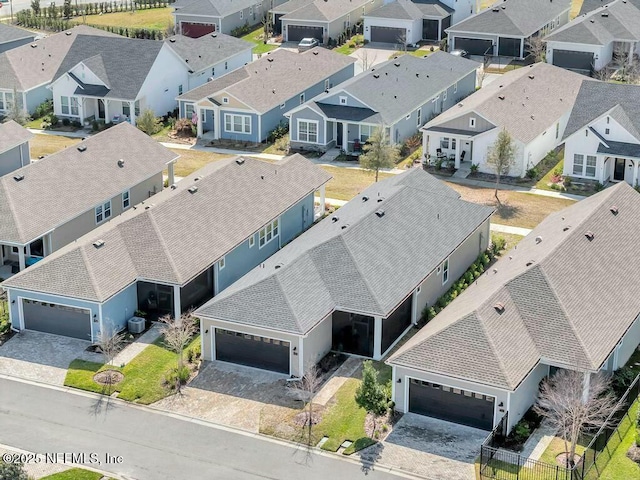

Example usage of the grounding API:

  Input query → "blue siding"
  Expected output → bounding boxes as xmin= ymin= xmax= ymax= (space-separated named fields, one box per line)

xmin=25 ymin=85 xmax=53 ymax=115
xmin=0 ymin=144 xmax=27 ymax=177
xmin=219 ymin=110 xmax=260 ymax=143
xmin=101 ymin=282 xmax=138 ymax=334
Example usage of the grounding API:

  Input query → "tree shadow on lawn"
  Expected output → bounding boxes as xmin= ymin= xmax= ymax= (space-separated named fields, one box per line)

xmin=356 ymin=441 xmax=384 ymax=476
xmin=495 ymin=202 xmax=520 ymax=221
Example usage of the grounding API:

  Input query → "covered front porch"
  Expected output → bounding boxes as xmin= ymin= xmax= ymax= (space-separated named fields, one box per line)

xmin=75 ymin=96 xmax=141 ymax=126
xmin=423 ymin=131 xmax=474 ymax=169
xmin=0 ymin=234 xmax=52 ymax=279
xmin=594 ymin=141 xmax=640 ymax=185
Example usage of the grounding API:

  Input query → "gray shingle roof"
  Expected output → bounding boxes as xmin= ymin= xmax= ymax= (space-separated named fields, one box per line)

xmin=282 ymin=0 xmax=371 ymax=22
xmin=0 ymin=23 xmax=34 ymax=45
xmin=309 ymin=102 xmax=383 ymax=123
xmin=177 ymin=48 xmax=355 ymax=113
xmin=0 ymin=123 xmax=177 ymax=245
xmin=305 ymin=51 xmax=478 ymax=126
xmin=563 ymin=81 xmax=640 ymax=141
xmin=0 ymin=121 xmax=33 ymax=155
xmin=2 ymin=155 xmax=331 ymax=301
xmin=578 ymin=0 xmax=640 ymax=15
xmin=597 ymin=140 xmax=640 ymax=158
xmin=447 ymin=0 xmax=571 ymax=37
xmin=390 ymin=182 xmax=640 ymax=390
xmin=413 ymin=0 xmax=453 ymax=18
xmin=196 ymin=169 xmax=493 ymax=335
xmin=172 ymin=0 xmax=258 ymax=17
xmin=546 ymin=0 xmax=640 ymax=45
xmin=424 ymin=63 xmax=586 ymax=144
xmin=53 ymin=35 xmax=163 ymax=101
xmin=0 ymin=26 xmax=119 ymax=92
xmin=365 ymin=0 xmax=424 ymax=20
xmin=272 ymin=0 xmax=314 ymax=14
xmin=164 ymin=33 xmax=253 ymax=73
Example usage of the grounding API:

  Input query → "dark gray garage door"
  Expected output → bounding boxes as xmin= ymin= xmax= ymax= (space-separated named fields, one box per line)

xmin=215 ymin=328 xmax=290 ymax=374
xmin=552 ymin=49 xmax=593 ymax=74
xmin=22 ymin=299 xmax=91 ymax=340
xmin=498 ymin=37 xmax=521 ymax=57
xmin=408 ymin=379 xmax=495 ymax=430
xmin=371 ymin=26 xmax=406 ymax=44
xmin=287 ymin=25 xmax=323 ymax=43
xmin=453 ymin=37 xmax=493 ymax=56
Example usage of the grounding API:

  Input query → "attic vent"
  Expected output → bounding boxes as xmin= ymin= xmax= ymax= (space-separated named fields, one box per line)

xmin=528 ymin=75 xmax=534 ymax=79
xmin=13 ymin=174 xmax=24 ymax=182
xmin=377 ymin=197 xmax=384 ymax=203
xmin=170 ymin=184 xmax=177 ymax=189
xmin=313 ymin=51 xmax=319 ymax=55
xmin=375 ymin=209 xmax=385 ymax=218
xmin=526 ymin=260 xmax=535 ymax=266
xmin=188 ymin=186 xmax=198 ymax=194
xmin=275 ymin=263 xmax=283 ymax=269
xmin=416 ymin=73 xmax=419 ymax=78
xmin=93 ymin=240 xmax=105 ymax=248
xmin=492 ymin=7 xmax=499 ymax=11
xmin=535 ymin=236 xmax=542 ymax=244
xmin=562 ymin=226 xmax=570 ymax=232
xmin=601 ymin=12 xmax=609 ymax=17
xmin=65 ymin=31 xmax=72 ymax=35
xmin=585 ymin=231 xmax=595 ymax=241
xmin=194 ymin=177 xmax=201 ymax=182
xmin=341 ymin=224 xmax=349 ymax=230
xmin=331 ymin=216 xmax=339 ymax=222
xmin=267 ymin=57 xmax=274 ymax=62
xmin=30 ymin=43 xmax=37 ymax=48
xmin=394 ymin=62 xmax=400 ymax=67
xmin=494 ymin=303 xmax=505 ymax=313
xmin=117 ymin=159 xmax=125 ymax=168
xmin=236 ymin=158 xmax=245 ymax=165
xmin=373 ymin=74 xmax=379 ymax=79
xmin=77 ymin=145 xmax=87 ymax=152
xmin=362 ymin=196 xmax=369 ymax=202
xmin=211 ymin=33 xmax=217 ymax=37
xmin=610 ymin=205 xmax=618 ymax=215
xmin=169 ymin=38 xmax=176 ymax=42
xmin=498 ymin=94 xmax=505 ymax=100
xmin=590 ymin=19 xmax=595 ymax=23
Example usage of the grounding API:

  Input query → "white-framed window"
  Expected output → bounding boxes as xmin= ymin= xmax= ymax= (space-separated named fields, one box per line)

xmin=443 ymin=90 xmax=447 ymax=101
xmin=585 ymin=155 xmax=597 ymax=177
xmin=222 ymin=97 xmax=229 ymax=104
xmin=201 ymin=110 xmax=206 ymax=123
xmin=185 ymin=103 xmax=194 ymax=119
xmin=95 ymin=200 xmax=112 ymax=224
xmin=298 ymin=119 xmax=318 ymax=143
xmin=122 ymin=190 xmax=130 ymax=209
xmin=249 ymin=235 xmax=255 ymax=248
xmin=339 ymin=96 xmax=347 ymax=105
xmin=178 ymin=84 xmax=183 ymax=95
xmin=453 ymin=82 xmax=457 ymax=94
xmin=440 ymin=137 xmax=449 ymax=149
xmin=219 ymin=256 xmax=226 ymax=270
xmin=360 ymin=124 xmax=374 ymax=142
xmin=469 ymin=117 xmax=476 ymax=128
xmin=211 ymin=67 xmax=215 ymax=76
xmin=249 ymin=6 xmax=252 ymax=15
xmin=122 ymin=101 xmax=131 ymax=117
xmin=442 ymin=258 xmax=449 ymax=285
xmin=61 ymin=96 xmax=69 ymax=115
xmin=325 ymin=79 xmax=330 ymax=90
xmin=417 ymin=108 xmax=421 ymax=127
xmin=224 ymin=113 xmax=251 ymax=134
xmin=555 ymin=122 xmax=559 ymax=139
xmin=605 ymin=128 xmax=610 ymax=135
xmin=572 ymin=154 xmax=597 ymax=177
xmin=225 ymin=61 xmax=228 ymax=70
xmin=134 ymin=100 xmax=140 ymax=117
xmin=240 ymin=10 xmax=243 ymax=19
xmin=259 ymin=219 xmax=279 ymax=248
xmin=299 ymin=93 xmax=305 ymax=104
xmin=573 ymin=154 xmax=584 ymax=175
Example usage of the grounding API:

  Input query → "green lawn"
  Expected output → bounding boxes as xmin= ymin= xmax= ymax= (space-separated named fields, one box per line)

xmin=40 ymin=468 xmax=104 ymax=480
xmin=600 ymin=401 xmax=640 ymax=480
xmin=241 ymin=26 xmax=278 ymax=55
xmin=334 ymin=35 xmax=364 ymax=55
xmin=321 ymin=166 xmax=392 ymax=201
xmin=389 ymin=48 xmax=436 ymax=59
xmin=65 ymin=335 xmax=200 ymax=404
xmin=71 ymin=7 xmax=173 ymax=30
xmin=538 ymin=437 xmax=587 ymax=466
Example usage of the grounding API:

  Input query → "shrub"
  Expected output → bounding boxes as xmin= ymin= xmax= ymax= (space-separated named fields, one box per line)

xmin=92 ymin=119 xmax=100 ymax=131
xmin=274 ymin=135 xmax=289 ymax=153
xmin=525 ymin=166 xmax=539 ymax=179
xmin=165 ymin=365 xmax=190 ymax=389
xmin=62 ymin=118 xmax=70 ymax=126
xmin=34 ymin=99 xmax=53 ymax=118
xmin=174 ymin=117 xmax=194 ymax=137
xmin=594 ymin=182 xmax=605 ymax=192
xmin=513 ymin=420 xmax=532 ymax=443
xmin=611 ymin=367 xmax=637 ymax=396
xmin=71 ymin=120 xmax=82 ymax=128
xmin=137 ymin=109 xmax=162 ymax=135
xmin=403 ymin=133 xmax=422 ymax=151
xmin=491 ymin=234 xmax=506 ymax=255
xmin=470 ymin=163 xmax=479 ymax=173
xmin=267 ymin=121 xmax=289 ymax=143
xmin=40 ymin=121 xmax=51 ymax=129
xmin=134 ymin=309 xmax=147 ymax=318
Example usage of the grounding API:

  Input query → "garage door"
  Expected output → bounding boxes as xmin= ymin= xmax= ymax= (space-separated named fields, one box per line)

xmin=22 ymin=299 xmax=91 ymax=340
xmin=287 ymin=25 xmax=323 ymax=43
xmin=552 ymin=49 xmax=593 ymax=74
xmin=498 ymin=37 xmax=521 ymax=57
xmin=215 ymin=328 xmax=290 ymax=374
xmin=408 ymin=379 xmax=495 ymax=430
xmin=453 ymin=37 xmax=493 ymax=56
xmin=371 ymin=26 xmax=406 ymax=44
xmin=180 ymin=22 xmax=215 ymax=39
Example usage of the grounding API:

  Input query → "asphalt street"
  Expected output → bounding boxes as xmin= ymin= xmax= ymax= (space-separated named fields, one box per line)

xmin=0 ymin=377 xmax=404 ymax=480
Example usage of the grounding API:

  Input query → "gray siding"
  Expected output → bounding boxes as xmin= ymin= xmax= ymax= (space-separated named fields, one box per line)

xmin=289 ymin=107 xmax=327 ymax=148
xmin=280 ymin=192 xmax=314 ymax=245
xmin=26 ymin=85 xmax=53 ymax=115
xmin=0 ymin=143 xmax=29 ymax=177
xmin=101 ymin=282 xmax=138 ymax=334
xmin=0 ymin=36 xmax=34 ymax=54
xmin=434 ymin=111 xmax=494 ymax=134
xmin=507 ymin=362 xmax=548 ymax=431
xmin=321 ymin=91 xmax=370 ymax=109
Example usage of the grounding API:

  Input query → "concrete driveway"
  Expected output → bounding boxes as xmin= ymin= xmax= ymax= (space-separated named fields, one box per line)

xmin=350 ymin=43 xmax=399 ymax=73
xmin=0 ymin=330 xmax=101 ymax=385
xmin=356 ymin=413 xmax=486 ymax=480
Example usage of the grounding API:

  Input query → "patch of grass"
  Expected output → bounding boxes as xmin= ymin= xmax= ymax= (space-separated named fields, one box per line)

xmin=241 ymin=25 xmax=278 ymax=55
xmin=535 ymin=158 xmax=564 ymax=192
xmin=538 ymin=437 xmax=587 ymax=466
xmin=495 ymin=232 xmax=524 ymax=252
xmin=570 ymin=0 xmax=584 ymax=19
xmin=321 ymin=166 xmax=392 ymax=201
xmin=169 ymin=148 xmax=231 ymax=177
xmin=600 ymin=401 xmax=640 ymax=480
xmin=40 ymin=468 xmax=103 ymax=480
xmin=389 ymin=48 xmax=435 ymax=59
xmin=30 ymin=134 xmax=81 ymax=159
xmin=71 ymin=8 xmax=173 ymax=30
xmin=334 ymin=35 xmax=364 ymax=55
xmin=25 ymin=116 xmax=46 ymax=129
xmin=64 ymin=335 xmax=200 ymax=404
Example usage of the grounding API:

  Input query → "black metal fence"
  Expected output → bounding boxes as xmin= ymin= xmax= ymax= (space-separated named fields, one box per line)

xmin=479 ymin=374 xmax=640 ymax=480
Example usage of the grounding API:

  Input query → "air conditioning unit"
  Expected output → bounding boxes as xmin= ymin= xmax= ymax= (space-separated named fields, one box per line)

xmin=128 ymin=316 xmax=145 ymax=334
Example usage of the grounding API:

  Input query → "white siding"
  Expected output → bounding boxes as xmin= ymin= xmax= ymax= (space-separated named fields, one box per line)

xmin=546 ymin=41 xmax=609 ymax=71
xmin=507 ymin=363 xmax=548 ymax=431
xmin=302 ymin=315 xmax=333 ymax=371
xmin=363 ymin=17 xmax=421 ymax=45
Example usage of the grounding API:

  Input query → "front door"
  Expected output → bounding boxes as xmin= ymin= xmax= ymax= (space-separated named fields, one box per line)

xmin=98 ymin=99 xmax=105 ymax=120
xmin=337 ymin=122 xmax=344 ymax=149
xmin=614 ymin=158 xmax=626 ymax=181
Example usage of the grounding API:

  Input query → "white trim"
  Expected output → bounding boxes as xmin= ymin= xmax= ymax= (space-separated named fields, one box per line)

xmin=258 ymin=218 xmax=279 ymax=249
xmin=95 ymin=200 xmax=112 ymax=225
xmin=223 ymin=113 xmax=251 ymax=134
xmin=16 ymin=295 xmax=93 ymax=337
xmin=219 ymin=255 xmax=226 ymax=270
xmin=296 ymin=118 xmax=320 ymax=144
xmin=122 ymin=190 xmax=131 ymax=210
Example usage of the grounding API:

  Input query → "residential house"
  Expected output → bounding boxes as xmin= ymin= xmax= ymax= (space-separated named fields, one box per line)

xmin=279 ymin=0 xmax=383 ymax=43
xmin=545 ymin=0 xmax=640 ymax=74
xmin=446 ymin=0 xmax=571 ymax=58
xmin=363 ymin=0 xmax=476 ymax=44
xmin=172 ymin=0 xmax=289 ymax=37
xmin=177 ymin=48 xmax=355 ymax=141
xmin=195 ymin=168 xmax=493 ymax=377
xmin=421 ymin=63 xmax=586 ymax=177
xmin=0 ymin=23 xmax=35 ymax=54
xmin=562 ymin=81 xmax=640 ymax=186
xmin=287 ymin=51 xmax=478 ymax=153
xmin=0 ymin=26 xmax=118 ymax=116
xmin=0 ymin=123 xmax=177 ymax=277
xmin=388 ymin=182 xmax=640 ymax=432
xmin=1 ymin=155 xmax=331 ymax=342
xmin=0 ymin=121 xmax=32 ymax=177
xmin=49 ymin=33 xmax=253 ymax=126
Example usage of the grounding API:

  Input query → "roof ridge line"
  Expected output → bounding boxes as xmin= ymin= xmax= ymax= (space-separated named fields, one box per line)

xmin=0 ymin=177 xmax=26 ymax=243
xmin=79 ymin=245 xmax=104 ymax=301
xmin=146 ymin=211 xmax=184 ymax=285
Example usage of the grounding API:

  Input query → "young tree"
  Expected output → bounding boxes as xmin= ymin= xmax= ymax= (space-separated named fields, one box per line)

xmin=355 ymin=361 xmax=390 ymax=433
xmin=62 ymin=0 xmax=71 ymax=18
xmin=289 ymin=364 xmax=323 ymax=445
xmin=534 ymin=370 xmax=619 ymax=467
xmin=486 ymin=128 xmax=516 ymax=203
xmin=31 ymin=0 xmax=41 ymax=15
xmin=4 ymin=88 xmax=30 ymax=126
xmin=136 ymin=109 xmax=162 ymax=135
xmin=525 ymin=35 xmax=546 ymax=63
xmin=97 ymin=323 xmax=126 ymax=366
xmin=160 ymin=312 xmax=197 ymax=391
xmin=359 ymin=126 xmax=399 ymax=182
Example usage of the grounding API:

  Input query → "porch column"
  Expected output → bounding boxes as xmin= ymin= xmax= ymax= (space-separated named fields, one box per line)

xmin=582 ymin=372 xmax=591 ymax=404
xmin=167 ymin=162 xmax=175 ymax=187
xmin=410 ymin=290 xmax=418 ymax=324
xmin=173 ymin=285 xmax=181 ymax=321
xmin=455 ymin=137 xmax=462 ymax=168
xmin=18 ymin=247 xmax=25 ymax=271
xmin=342 ymin=123 xmax=348 ymax=150
xmin=196 ymin=107 xmax=204 ymax=137
xmin=520 ymin=38 xmax=524 ymax=59
xmin=633 ymin=160 xmax=639 ymax=187
xmin=214 ymin=107 xmax=220 ymax=140
xmin=630 ymin=42 xmax=635 ymax=66
xmin=129 ymin=101 xmax=136 ymax=125
xmin=373 ymin=316 xmax=383 ymax=360
xmin=319 ymin=184 xmax=326 ymax=217
xmin=104 ymin=100 xmax=110 ymax=124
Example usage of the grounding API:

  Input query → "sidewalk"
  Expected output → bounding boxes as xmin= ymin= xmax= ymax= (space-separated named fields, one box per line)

xmin=27 ymin=128 xmax=89 ymax=138
xmin=160 ymin=141 xmax=285 ymax=161
xmin=490 ymin=224 xmax=532 ymax=236
xmin=111 ymin=323 xmax=162 ymax=367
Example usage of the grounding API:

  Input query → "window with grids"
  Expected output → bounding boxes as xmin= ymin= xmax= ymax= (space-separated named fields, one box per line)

xmin=95 ymin=200 xmax=112 ymax=224
xmin=122 ymin=190 xmax=130 ymax=209
xmin=360 ymin=124 xmax=374 ymax=142
xmin=259 ymin=219 xmax=279 ymax=248
xmin=573 ymin=154 xmax=596 ymax=177
xmin=442 ymin=258 xmax=449 ymax=284
xmin=298 ymin=120 xmax=318 ymax=143
xmin=224 ymin=114 xmax=251 ymax=134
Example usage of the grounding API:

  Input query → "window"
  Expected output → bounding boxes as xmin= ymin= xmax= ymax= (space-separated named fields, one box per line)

xmin=95 ymin=200 xmax=112 ymax=224
xmin=573 ymin=154 xmax=584 ymax=175
xmin=469 ymin=117 xmax=476 ymax=128
xmin=178 ymin=84 xmax=183 ymax=95
xmin=0 ymin=94 xmax=3 ymax=110
xmin=451 ymin=138 xmax=456 ymax=151
xmin=219 ymin=256 xmax=225 ymax=270
xmin=185 ymin=103 xmax=194 ymax=119
xmin=606 ymin=116 xmax=610 ymax=124
xmin=249 ymin=235 xmax=255 ymax=248
xmin=249 ymin=6 xmax=252 ymax=15
xmin=240 ymin=10 xmax=243 ymax=19
xmin=555 ymin=122 xmax=559 ymax=139
xmin=201 ymin=110 xmax=206 ymax=123
xmin=122 ymin=101 xmax=130 ymax=117
xmin=440 ymin=137 xmax=449 ymax=149
xmin=339 ymin=96 xmax=347 ymax=105
xmin=417 ymin=108 xmax=421 ymax=127
xmin=224 ymin=113 xmax=251 ymax=134
xmin=299 ymin=93 xmax=305 ymax=104
xmin=605 ymin=128 xmax=610 ymax=135
xmin=298 ymin=120 xmax=318 ymax=143
xmin=225 ymin=61 xmax=228 ymax=70
xmin=61 ymin=96 xmax=69 ymax=115
xmin=5 ymin=92 xmax=13 ymax=110
xmin=211 ymin=67 xmax=215 ymax=76
xmin=325 ymin=79 xmax=330 ymax=90
xmin=585 ymin=155 xmax=597 ymax=177
xmin=360 ymin=124 xmax=374 ymax=142
xmin=259 ymin=219 xmax=279 ymax=248
xmin=70 ymin=97 xmax=79 ymax=116
xmin=222 ymin=97 xmax=229 ymax=104
xmin=573 ymin=154 xmax=596 ymax=177
xmin=443 ymin=90 xmax=447 ymax=101
xmin=453 ymin=82 xmax=457 ymax=94
xmin=122 ymin=190 xmax=130 ymax=209
xmin=442 ymin=258 xmax=449 ymax=284
xmin=134 ymin=100 xmax=140 ymax=117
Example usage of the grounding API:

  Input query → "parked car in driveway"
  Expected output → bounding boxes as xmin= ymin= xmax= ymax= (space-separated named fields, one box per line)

xmin=298 ymin=38 xmax=318 ymax=52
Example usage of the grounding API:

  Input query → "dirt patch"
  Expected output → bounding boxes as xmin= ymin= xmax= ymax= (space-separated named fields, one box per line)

xmin=364 ymin=411 xmax=401 ymax=442
xmin=555 ymin=452 xmax=581 ymax=468
xmin=293 ymin=408 xmax=323 ymax=427
xmin=627 ymin=445 xmax=640 ymax=464
xmin=93 ymin=370 xmax=124 ymax=385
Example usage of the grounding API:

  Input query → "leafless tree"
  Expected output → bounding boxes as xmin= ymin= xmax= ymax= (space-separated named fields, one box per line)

xmin=534 ymin=370 xmax=619 ymax=468
xmin=96 ymin=322 xmax=126 ymax=386
xmin=396 ymin=32 xmax=407 ymax=53
xmin=612 ymin=43 xmax=640 ymax=83
xmin=487 ymin=128 xmax=516 ymax=203
xmin=160 ymin=312 xmax=198 ymax=392
xmin=525 ymin=35 xmax=546 ymax=63
xmin=358 ymin=47 xmax=371 ymax=71
xmin=289 ymin=363 xmax=323 ymax=446
xmin=593 ymin=66 xmax=611 ymax=82
xmin=477 ymin=66 xmax=489 ymax=88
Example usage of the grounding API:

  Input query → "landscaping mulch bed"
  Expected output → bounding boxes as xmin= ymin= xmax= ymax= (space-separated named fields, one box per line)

xmin=364 ymin=410 xmax=400 ymax=442
xmin=0 ymin=329 xmax=16 ymax=347
xmin=293 ymin=407 xmax=324 ymax=427
xmin=468 ymin=171 xmax=533 ymax=186
xmin=628 ymin=445 xmax=640 ymax=464
xmin=93 ymin=370 xmax=124 ymax=385
xmin=556 ymin=452 xmax=581 ymax=468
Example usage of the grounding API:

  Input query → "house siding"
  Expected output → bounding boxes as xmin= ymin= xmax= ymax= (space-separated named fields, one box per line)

xmin=176 ymin=14 xmax=222 ymax=34
xmin=615 ymin=314 xmax=640 ymax=370
xmin=100 ymin=282 xmax=138 ymax=335
xmin=0 ymin=143 xmax=29 ymax=177
xmin=302 ymin=314 xmax=333 ymax=372
xmin=187 ymin=49 xmax=253 ymax=91
xmin=25 ymin=85 xmax=52 ymax=115
xmin=507 ymin=362 xmax=548 ymax=431
xmin=219 ymin=109 xmax=260 ymax=142
xmin=289 ymin=107 xmax=328 ymax=148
